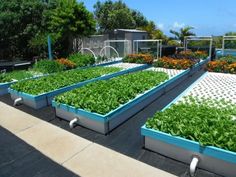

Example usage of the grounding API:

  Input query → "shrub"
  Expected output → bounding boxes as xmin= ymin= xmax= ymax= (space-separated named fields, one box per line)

xmin=123 ymin=54 xmax=154 ymax=64
xmin=206 ymin=61 xmax=228 ymax=73
xmin=206 ymin=58 xmax=236 ymax=74
xmin=153 ymin=57 xmax=195 ymax=69
xmin=56 ymin=58 xmax=76 ymax=70
xmin=219 ymin=55 xmax=236 ymax=64
xmin=179 ymin=50 xmax=208 ymax=59
xmin=68 ymin=53 xmax=95 ymax=67
xmin=226 ymin=63 xmax=236 ymax=74
xmin=33 ymin=59 xmax=64 ymax=74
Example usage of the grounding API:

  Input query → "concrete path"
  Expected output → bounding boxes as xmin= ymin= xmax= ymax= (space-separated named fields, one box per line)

xmin=0 ymin=102 xmax=176 ymax=177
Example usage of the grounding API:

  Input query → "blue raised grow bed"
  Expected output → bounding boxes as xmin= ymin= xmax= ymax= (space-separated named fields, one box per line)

xmin=0 ymin=74 xmax=46 ymax=96
xmin=0 ymin=82 xmax=14 ymax=96
xmin=0 ymin=59 xmax=122 ymax=96
xmin=216 ymin=49 xmax=236 ymax=57
xmin=52 ymin=58 xmax=209 ymax=134
xmin=141 ymin=72 xmax=236 ymax=177
xmin=9 ymin=63 xmax=149 ymax=109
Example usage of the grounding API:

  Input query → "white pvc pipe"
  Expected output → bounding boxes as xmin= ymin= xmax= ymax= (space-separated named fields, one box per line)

xmin=190 ymin=156 xmax=199 ymax=177
xmin=99 ymin=46 xmax=119 ymax=58
xmin=69 ymin=118 xmax=78 ymax=129
xmin=1 ymin=69 xmax=6 ymax=74
xmin=79 ymin=48 xmax=97 ymax=59
xmin=14 ymin=97 xmax=23 ymax=106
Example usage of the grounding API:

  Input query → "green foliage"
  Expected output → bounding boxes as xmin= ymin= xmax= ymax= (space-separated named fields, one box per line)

xmin=218 ymin=55 xmax=236 ymax=63
xmin=94 ymin=0 xmax=148 ymax=32
xmin=55 ymin=71 xmax=169 ymax=115
xmin=131 ymin=10 xmax=148 ymax=27
xmin=146 ymin=96 xmax=236 ymax=152
xmin=0 ymin=0 xmax=96 ymax=59
xmin=212 ymin=36 xmax=223 ymax=48
xmin=0 ymin=70 xmax=34 ymax=83
xmin=45 ymin=0 xmax=96 ymax=56
xmin=68 ymin=53 xmax=95 ymax=67
xmin=0 ymin=0 xmax=47 ymax=59
xmin=170 ymin=26 xmax=195 ymax=46
xmin=140 ymin=21 xmax=168 ymax=43
xmin=187 ymin=40 xmax=211 ymax=48
xmin=123 ymin=54 xmax=154 ymax=64
xmin=11 ymin=67 xmax=121 ymax=95
xmin=225 ymin=32 xmax=236 ymax=36
xmin=167 ymin=40 xmax=181 ymax=47
xmin=33 ymin=59 xmax=64 ymax=74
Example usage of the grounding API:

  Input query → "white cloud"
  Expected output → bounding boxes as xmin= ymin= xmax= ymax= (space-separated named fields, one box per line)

xmin=157 ymin=23 xmax=164 ymax=30
xmin=173 ymin=22 xmax=185 ymax=29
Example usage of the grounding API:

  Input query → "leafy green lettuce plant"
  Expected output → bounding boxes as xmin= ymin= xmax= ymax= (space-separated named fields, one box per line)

xmin=0 ymin=70 xmax=35 ymax=83
xmin=10 ymin=67 xmax=121 ymax=95
xmin=146 ymin=96 xmax=236 ymax=152
xmin=55 ymin=71 xmax=169 ymax=115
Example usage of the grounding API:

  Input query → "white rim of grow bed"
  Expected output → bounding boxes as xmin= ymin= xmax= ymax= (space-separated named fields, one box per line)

xmin=184 ymin=36 xmax=213 ymax=58
xmin=105 ymin=62 xmax=146 ymax=70
xmin=174 ymin=72 xmax=236 ymax=107
xmin=133 ymin=39 xmax=162 ymax=60
xmin=222 ymin=36 xmax=236 ymax=56
xmin=147 ymin=67 xmax=184 ymax=78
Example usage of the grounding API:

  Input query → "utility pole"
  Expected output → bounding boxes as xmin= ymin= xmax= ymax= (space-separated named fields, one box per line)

xmin=47 ymin=35 xmax=53 ymax=60
xmin=42 ymin=0 xmax=52 ymax=59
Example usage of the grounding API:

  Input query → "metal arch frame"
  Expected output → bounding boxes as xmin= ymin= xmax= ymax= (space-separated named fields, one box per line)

xmin=99 ymin=46 xmax=120 ymax=59
xmin=104 ymin=40 xmax=131 ymax=57
xmin=222 ymin=36 xmax=236 ymax=56
xmin=184 ymin=36 xmax=213 ymax=58
xmin=133 ymin=39 xmax=162 ymax=59
xmin=79 ymin=48 xmax=97 ymax=59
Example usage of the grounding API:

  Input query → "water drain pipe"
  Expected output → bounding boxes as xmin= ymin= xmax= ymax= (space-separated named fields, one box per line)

xmin=190 ymin=156 xmax=199 ymax=177
xmin=69 ymin=118 xmax=78 ymax=129
xmin=14 ymin=97 xmax=23 ymax=106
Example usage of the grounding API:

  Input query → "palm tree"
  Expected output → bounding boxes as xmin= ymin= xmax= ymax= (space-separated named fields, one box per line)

xmin=170 ymin=26 xmax=195 ymax=46
xmin=140 ymin=21 xmax=168 ymax=43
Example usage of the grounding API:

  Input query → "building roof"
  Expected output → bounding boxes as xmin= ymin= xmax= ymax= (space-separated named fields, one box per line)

xmin=116 ymin=29 xmax=147 ymax=33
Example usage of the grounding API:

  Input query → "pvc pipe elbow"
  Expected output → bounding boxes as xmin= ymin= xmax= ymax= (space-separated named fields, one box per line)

xmin=190 ymin=156 xmax=199 ymax=177
xmin=69 ymin=118 xmax=78 ymax=129
xmin=14 ymin=97 xmax=23 ymax=106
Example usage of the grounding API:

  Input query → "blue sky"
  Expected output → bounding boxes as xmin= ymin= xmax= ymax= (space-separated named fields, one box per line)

xmin=80 ymin=0 xmax=236 ymax=36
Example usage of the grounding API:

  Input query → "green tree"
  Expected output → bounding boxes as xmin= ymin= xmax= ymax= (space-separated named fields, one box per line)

xmin=212 ymin=36 xmax=223 ymax=48
xmin=140 ymin=21 xmax=168 ymax=44
xmin=0 ymin=0 xmax=47 ymax=59
xmin=45 ymin=0 xmax=96 ymax=56
xmin=223 ymin=32 xmax=236 ymax=49
xmin=131 ymin=10 xmax=148 ymax=28
xmin=106 ymin=7 xmax=136 ymax=30
xmin=140 ymin=21 xmax=156 ymax=38
xmin=225 ymin=32 xmax=236 ymax=36
xmin=0 ymin=0 xmax=96 ymax=59
xmin=170 ymin=26 xmax=195 ymax=46
xmin=94 ymin=0 xmax=148 ymax=32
